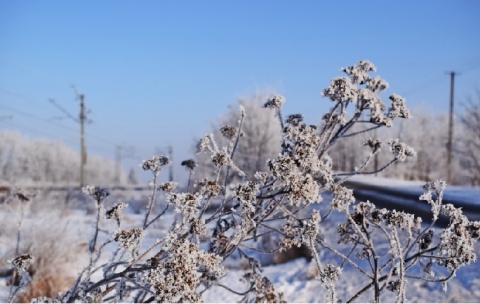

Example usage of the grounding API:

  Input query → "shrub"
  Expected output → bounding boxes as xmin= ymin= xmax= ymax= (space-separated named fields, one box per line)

xmin=6 ymin=60 xmax=479 ymax=303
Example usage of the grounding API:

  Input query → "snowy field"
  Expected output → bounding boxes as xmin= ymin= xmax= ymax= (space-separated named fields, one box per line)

xmin=0 ymin=178 xmax=479 ymax=303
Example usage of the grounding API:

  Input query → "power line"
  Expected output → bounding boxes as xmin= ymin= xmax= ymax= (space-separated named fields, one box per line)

xmin=403 ymin=75 xmax=444 ymax=96
xmin=0 ymin=101 xmax=118 ymax=147
xmin=403 ymin=57 xmax=480 ymax=97
xmin=0 ymin=118 xmax=115 ymax=155
xmin=0 ymin=119 xmax=79 ymax=147
xmin=49 ymin=98 xmax=78 ymax=122
xmin=0 ymin=103 xmax=79 ymax=133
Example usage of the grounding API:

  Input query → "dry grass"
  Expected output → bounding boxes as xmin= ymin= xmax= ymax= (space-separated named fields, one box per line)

xmin=272 ymin=244 xmax=312 ymax=265
xmin=0 ymin=202 xmax=85 ymax=303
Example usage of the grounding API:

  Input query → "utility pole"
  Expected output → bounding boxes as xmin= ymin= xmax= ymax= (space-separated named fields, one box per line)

xmin=168 ymin=145 xmax=174 ymax=182
xmin=446 ymin=71 xmax=459 ymax=183
xmin=49 ymin=86 xmax=90 ymax=188
xmin=114 ymin=145 xmax=135 ymax=184
xmin=79 ymin=94 xmax=87 ymax=188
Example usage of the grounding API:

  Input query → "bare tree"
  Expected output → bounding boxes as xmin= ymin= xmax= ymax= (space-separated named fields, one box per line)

xmin=0 ymin=130 xmax=123 ymax=186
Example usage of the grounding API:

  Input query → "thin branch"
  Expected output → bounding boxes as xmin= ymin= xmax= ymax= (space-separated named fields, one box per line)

xmin=341 ymin=124 xmax=382 ymax=138
xmin=215 ymin=281 xmax=254 ymax=296
xmin=145 ymin=202 xmax=170 ymax=230
xmin=143 ymin=173 xmax=159 ymax=229
xmin=334 ymin=158 xmax=397 ymax=177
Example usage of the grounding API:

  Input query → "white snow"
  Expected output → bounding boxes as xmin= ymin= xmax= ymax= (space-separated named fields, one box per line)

xmin=1 ymin=178 xmax=479 ymax=303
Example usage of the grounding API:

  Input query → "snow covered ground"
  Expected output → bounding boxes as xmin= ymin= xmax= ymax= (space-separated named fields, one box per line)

xmin=0 ymin=178 xmax=479 ymax=303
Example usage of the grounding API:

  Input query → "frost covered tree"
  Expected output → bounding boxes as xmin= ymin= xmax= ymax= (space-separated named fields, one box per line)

xmin=0 ymin=130 xmax=124 ymax=186
xmin=374 ymin=112 xmax=450 ymax=181
xmin=458 ymin=90 xmax=480 ymax=185
xmin=331 ymin=110 xmax=470 ymax=184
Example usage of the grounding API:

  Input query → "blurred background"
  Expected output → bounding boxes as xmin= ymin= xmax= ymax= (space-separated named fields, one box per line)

xmin=0 ymin=0 xmax=479 ymax=187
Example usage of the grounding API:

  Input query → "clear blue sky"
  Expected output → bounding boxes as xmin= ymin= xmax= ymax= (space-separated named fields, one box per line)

xmin=0 ymin=1 xmax=479 ymax=184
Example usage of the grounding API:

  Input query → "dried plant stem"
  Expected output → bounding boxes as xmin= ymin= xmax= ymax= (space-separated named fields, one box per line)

xmin=186 ymin=169 xmax=193 ymax=192
xmin=334 ymin=158 xmax=397 ymax=177
xmin=89 ymin=202 xmax=102 ymax=257
xmin=393 ymin=227 xmax=406 ymax=303
xmin=145 ymin=202 xmax=170 ymax=230
xmin=341 ymin=124 xmax=382 ymax=138
xmin=143 ymin=173 xmax=159 ymax=229
xmin=223 ymin=109 xmax=245 ymax=191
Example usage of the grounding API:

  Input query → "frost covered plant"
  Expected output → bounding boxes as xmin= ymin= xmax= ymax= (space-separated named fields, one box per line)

xmin=8 ymin=253 xmax=35 ymax=302
xmin=181 ymin=159 xmax=197 ymax=171
xmin=141 ymin=155 xmax=171 ymax=228
xmin=263 ymin=94 xmax=285 ymax=110
xmin=106 ymin=202 xmax=128 ymax=226
xmin=319 ymin=264 xmax=342 ymax=303
xmin=145 ymin=236 xmax=224 ymax=302
xmin=82 ymin=185 xmax=110 ymax=253
xmin=388 ymin=139 xmax=416 ymax=161
xmin=82 ymin=185 xmax=110 ymax=203
xmin=220 ymin=125 xmax=238 ymax=140
xmin=28 ymin=61 xmax=480 ymax=303
xmin=113 ymin=228 xmax=143 ymax=256
xmin=141 ymin=155 xmax=171 ymax=174
xmin=8 ymin=253 xmax=35 ymax=272
xmin=159 ymin=181 xmax=177 ymax=194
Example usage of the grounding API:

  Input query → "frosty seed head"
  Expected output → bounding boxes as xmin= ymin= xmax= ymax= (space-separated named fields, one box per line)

xmin=389 ymin=94 xmax=410 ymax=119
xmin=323 ymin=77 xmax=358 ymax=103
xmin=388 ymin=139 xmax=416 ymax=161
xmin=264 ymin=94 xmax=285 ymax=110
xmin=364 ymin=138 xmax=382 ymax=154
xmin=159 ymin=181 xmax=177 ymax=194
xmin=106 ymin=202 xmax=128 ymax=225
xmin=9 ymin=253 xmax=35 ymax=272
xmin=198 ymin=179 xmax=222 ymax=196
xmin=220 ymin=125 xmax=238 ymax=140
xmin=141 ymin=155 xmax=171 ymax=173
xmin=82 ymin=185 xmax=110 ymax=203
xmin=286 ymin=114 xmax=304 ymax=126
xmin=211 ymin=151 xmax=231 ymax=167
xmin=319 ymin=263 xmax=342 ymax=284
xmin=181 ymin=159 xmax=197 ymax=170
xmin=113 ymin=228 xmax=144 ymax=251
xmin=12 ymin=188 xmax=36 ymax=202
xmin=196 ymin=136 xmax=210 ymax=153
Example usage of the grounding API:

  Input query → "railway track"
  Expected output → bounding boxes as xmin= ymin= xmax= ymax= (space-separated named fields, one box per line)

xmin=344 ymin=180 xmax=480 ymax=226
xmin=2 ymin=182 xmax=479 ymax=226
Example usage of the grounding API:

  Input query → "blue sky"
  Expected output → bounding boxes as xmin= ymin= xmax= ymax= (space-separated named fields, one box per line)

xmin=0 ymin=1 xmax=479 ymax=184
